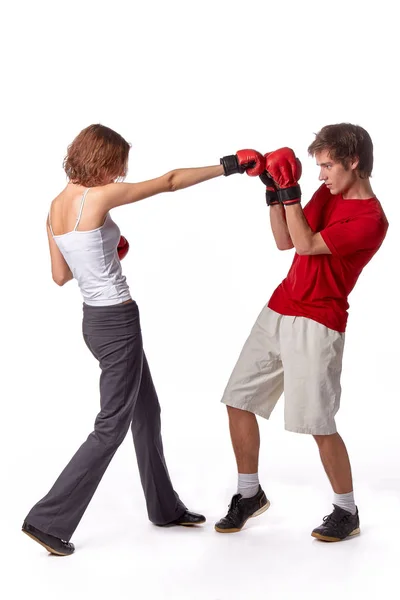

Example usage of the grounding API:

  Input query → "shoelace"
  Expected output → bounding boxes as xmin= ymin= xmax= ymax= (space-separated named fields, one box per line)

xmin=223 ymin=495 xmax=243 ymax=524
xmin=322 ymin=511 xmax=351 ymax=531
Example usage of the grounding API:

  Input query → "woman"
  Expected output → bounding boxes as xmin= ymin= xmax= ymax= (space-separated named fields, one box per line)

xmin=22 ymin=124 xmax=265 ymax=555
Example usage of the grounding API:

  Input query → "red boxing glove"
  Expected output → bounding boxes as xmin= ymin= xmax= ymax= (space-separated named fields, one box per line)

xmin=237 ymin=149 xmax=265 ymax=176
xmin=259 ymin=152 xmax=279 ymax=206
xmin=220 ymin=149 xmax=265 ymax=176
xmin=265 ymin=147 xmax=302 ymax=205
xmin=117 ymin=235 xmax=129 ymax=260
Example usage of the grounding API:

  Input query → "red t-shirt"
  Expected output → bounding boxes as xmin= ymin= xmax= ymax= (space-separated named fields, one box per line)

xmin=268 ymin=184 xmax=389 ymax=332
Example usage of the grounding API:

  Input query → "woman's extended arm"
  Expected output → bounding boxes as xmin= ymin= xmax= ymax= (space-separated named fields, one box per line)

xmin=102 ymin=165 xmax=224 ymax=210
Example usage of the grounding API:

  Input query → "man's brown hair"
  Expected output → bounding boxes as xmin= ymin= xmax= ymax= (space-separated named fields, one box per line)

xmin=308 ymin=123 xmax=373 ymax=178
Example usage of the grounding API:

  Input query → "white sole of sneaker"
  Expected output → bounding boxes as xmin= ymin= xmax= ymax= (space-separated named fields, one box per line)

xmin=214 ymin=500 xmax=271 ymax=534
xmin=311 ymin=527 xmax=361 ymax=542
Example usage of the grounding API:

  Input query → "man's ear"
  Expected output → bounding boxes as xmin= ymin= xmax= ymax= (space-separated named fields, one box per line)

xmin=350 ymin=156 xmax=360 ymax=171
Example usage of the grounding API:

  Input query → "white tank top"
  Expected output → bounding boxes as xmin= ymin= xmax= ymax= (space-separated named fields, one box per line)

xmin=49 ymin=188 xmax=131 ymax=306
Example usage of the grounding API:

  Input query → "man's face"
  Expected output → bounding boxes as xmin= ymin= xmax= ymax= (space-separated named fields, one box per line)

xmin=315 ymin=149 xmax=358 ymax=196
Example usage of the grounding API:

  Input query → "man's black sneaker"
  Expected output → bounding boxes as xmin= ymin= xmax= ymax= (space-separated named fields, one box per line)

xmin=311 ymin=504 xmax=360 ymax=542
xmin=22 ymin=521 xmax=75 ymax=556
xmin=215 ymin=485 xmax=270 ymax=533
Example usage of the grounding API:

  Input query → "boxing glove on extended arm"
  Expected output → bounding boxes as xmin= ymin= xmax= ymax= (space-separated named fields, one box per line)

xmin=220 ymin=149 xmax=265 ymax=177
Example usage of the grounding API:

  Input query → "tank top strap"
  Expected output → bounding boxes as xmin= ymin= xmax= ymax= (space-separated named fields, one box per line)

xmin=48 ymin=210 xmax=55 ymax=236
xmin=74 ymin=188 xmax=91 ymax=231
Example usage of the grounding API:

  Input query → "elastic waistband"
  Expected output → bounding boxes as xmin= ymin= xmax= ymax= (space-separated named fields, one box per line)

xmin=83 ymin=299 xmax=137 ymax=313
xmin=82 ymin=300 xmax=140 ymax=334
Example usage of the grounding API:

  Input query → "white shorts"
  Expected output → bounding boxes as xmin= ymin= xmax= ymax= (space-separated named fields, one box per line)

xmin=221 ymin=306 xmax=345 ymax=435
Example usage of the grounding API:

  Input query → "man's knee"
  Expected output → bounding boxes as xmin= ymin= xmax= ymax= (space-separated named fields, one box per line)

xmin=313 ymin=432 xmax=338 ymax=447
xmin=227 ymin=405 xmax=255 ymax=421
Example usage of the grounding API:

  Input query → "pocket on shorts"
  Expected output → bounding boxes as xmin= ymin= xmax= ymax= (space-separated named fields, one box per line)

xmin=255 ymin=306 xmax=281 ymax=338
xmin=328 ymin=333 xmax=345 ymax=371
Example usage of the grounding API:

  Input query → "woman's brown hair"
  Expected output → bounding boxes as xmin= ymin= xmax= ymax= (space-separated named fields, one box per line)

xmin=63 ymin=124 xmax=131 ymax=186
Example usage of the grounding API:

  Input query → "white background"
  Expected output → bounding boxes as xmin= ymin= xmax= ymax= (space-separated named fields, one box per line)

xmin=1 ymin=0 xmax=399 ymax=598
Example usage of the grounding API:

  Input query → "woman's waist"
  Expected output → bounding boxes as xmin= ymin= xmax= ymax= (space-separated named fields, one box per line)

xmin=78 ymin=275 xmax=131 ymax=303
xmin=82 ymin=299 xmax=140 ymax=334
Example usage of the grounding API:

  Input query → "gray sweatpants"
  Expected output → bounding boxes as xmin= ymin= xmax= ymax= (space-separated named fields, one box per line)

xmin=25 ymin=300 xmax=186 ymax=541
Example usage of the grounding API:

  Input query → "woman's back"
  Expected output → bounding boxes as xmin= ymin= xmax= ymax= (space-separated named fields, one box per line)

xmin=49 ymin=184 xmax=107 ymax=235
xmin=49 ymin=185 xmax=131 ymax=306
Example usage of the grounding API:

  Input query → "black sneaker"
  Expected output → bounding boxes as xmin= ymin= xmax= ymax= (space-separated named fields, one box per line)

xmin=311 ymin=504 xmax=360 ymax=542
xmin=215 ymin=486 xmax=270 ymax=533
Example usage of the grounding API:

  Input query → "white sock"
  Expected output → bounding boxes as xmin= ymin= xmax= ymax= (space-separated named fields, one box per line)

xmin=238 ymin=473 xmax=259 ymax=499
xmin=333 ymin=491 xmax=356 ymax=515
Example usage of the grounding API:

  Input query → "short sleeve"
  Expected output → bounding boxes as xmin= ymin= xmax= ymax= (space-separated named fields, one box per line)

xmin=302 ymin=185 xmax=331 ymax=231
xmin=320 ymin=216 xmax=388 ymax=257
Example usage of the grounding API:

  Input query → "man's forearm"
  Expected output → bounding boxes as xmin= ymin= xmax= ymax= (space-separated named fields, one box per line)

xmin=284 ymin=203 xmax=314 ymax=254
xmin=269 ymin=204 xmax=294 ymax=250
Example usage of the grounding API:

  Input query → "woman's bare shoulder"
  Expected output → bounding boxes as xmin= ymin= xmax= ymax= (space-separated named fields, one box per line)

xmin=48 ymin=185 xmax=112 ymax=233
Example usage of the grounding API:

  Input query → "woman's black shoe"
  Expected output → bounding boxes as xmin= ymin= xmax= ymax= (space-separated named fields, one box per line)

xmin=158 ymin=510 xmax=206 ymax=527
xmin=22 ymin=521 xmax=75 ymax=556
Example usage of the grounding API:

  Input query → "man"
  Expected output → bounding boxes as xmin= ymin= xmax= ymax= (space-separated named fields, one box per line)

xmin=215 ymin=123 xmax=388 ymax=542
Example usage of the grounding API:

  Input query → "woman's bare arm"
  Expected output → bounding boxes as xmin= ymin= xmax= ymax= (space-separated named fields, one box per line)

xmin=101 ymin=165 xmax=224 ymax=210
xmin=46 ymin=219 xmax=73 ymax=286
